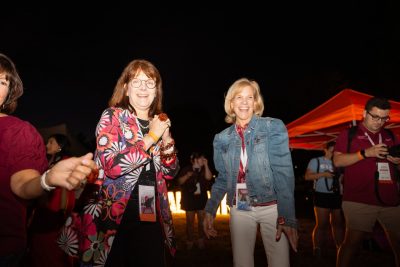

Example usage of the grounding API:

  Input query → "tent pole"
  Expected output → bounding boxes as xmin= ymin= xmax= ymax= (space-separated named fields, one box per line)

xmin=352 ymin=119 xmax=356 ymax=126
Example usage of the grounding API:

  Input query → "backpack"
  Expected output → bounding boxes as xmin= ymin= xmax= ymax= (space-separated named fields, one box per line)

xmin=346 ymin=125 xmax=399 ymax=205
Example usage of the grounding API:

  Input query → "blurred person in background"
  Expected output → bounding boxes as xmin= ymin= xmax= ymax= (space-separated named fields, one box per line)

xmin=26 ymin=134 xmax=77 ymax=267
xmin=305 ymin=141 xmax=344 ymax=258
xmin=178 ymin=152 xmax=213 ymax=250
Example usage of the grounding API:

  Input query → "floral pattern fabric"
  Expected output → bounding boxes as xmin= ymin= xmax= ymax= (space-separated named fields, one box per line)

xmin=58 ymin=107 xmax=179 ymax=266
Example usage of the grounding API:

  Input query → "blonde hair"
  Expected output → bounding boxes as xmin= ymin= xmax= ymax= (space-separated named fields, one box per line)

xmin=224 ymin=78 xmax=264 ymax=124
xmin=108 ymin=59 xmax=163 ymax=117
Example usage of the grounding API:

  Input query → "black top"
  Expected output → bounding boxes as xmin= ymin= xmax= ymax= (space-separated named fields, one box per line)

xmin=180 ymin=165 xmax=211 ymax=211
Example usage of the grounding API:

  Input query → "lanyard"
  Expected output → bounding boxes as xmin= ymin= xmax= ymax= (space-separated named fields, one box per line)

xmin=364 ymin=132 xmax=382 ymax=146
xmin=237 ymin=125 xmax=248 ymax=170
xmin=240 ymin=145 xmax=247 ymax=170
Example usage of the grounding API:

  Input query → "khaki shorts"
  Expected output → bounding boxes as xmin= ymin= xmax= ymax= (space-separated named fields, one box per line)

xmin=342 ymin=201 xmax=400 ymax=233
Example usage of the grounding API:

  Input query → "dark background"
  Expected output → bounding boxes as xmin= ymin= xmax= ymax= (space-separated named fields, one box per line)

xmin=2 ymin=1 xmax=399 ymax=169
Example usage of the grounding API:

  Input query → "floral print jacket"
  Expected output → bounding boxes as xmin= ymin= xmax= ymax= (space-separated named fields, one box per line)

xmin=58 ymin=107 xmax=179 ymax=266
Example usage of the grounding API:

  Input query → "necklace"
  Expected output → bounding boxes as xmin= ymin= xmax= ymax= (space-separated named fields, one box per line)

xmin=137 ymin=118 xmax=149 ymax=129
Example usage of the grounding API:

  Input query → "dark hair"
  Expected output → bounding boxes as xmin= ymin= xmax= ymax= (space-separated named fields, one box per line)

xmin=365 ymin=97 xmax=391 ymax=111
xmin=190 ymin=152 xmax=205 ymax=161
xmin=47 ymin=133 xmax=71 ymax=164
xmin=326 ymin=141 xmax=336 ymax=149
xmin=0 ymin=53 xmax=23 ymax=114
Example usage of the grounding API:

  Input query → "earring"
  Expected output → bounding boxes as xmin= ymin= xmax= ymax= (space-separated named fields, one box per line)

xmin=58 ymin=148 xmax=62 ymax=152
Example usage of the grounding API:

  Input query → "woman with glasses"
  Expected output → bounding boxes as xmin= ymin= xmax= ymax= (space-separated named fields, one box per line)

xmin=58 ymin=59 xmax=179 ymax=267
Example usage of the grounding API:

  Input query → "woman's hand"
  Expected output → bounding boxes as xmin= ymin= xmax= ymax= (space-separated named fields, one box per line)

xmin=47 ymin=153 xmax=97 ymax=190
xmin=149 ymin=115 xmax=170 ymax=138
xmin=203 ymin=212 xmax=218 ymax=239
xmin=148 ymin=114 xmax=172 ymax=144
xmin=276 ymin=225 xmax=298 ymax=252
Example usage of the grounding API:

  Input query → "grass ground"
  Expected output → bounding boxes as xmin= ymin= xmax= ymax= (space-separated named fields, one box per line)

xmin=171 ymin=213 xmax=395 ymax=267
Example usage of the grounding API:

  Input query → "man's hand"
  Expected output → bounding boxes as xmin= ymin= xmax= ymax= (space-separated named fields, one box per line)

xmin=387 ymin=155 xmax=400 ymax=165
xmin=365 ymin=143 xmax=389 ymax=159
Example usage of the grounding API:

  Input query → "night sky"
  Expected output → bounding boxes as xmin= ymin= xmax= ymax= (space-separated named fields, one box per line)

xmin=2 ymin=1 xmax=399 ymax=167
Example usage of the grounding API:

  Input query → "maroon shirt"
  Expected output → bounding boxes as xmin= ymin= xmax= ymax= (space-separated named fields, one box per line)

xmin=0 ymin=116 xmax=47 ymax=256
xmin=335 ymin=123 xmax=400 ymax=206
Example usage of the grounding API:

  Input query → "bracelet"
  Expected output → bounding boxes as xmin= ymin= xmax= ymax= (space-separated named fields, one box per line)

xmin=160 ymin=150 xmax=178 ymax=161
xmin=277 ymin=216 xmax=286 ymax=225
xmin=148 ymin=131 xmax=159 ymax=143
xmin=40 ymin=170 xmax=56 ymax=191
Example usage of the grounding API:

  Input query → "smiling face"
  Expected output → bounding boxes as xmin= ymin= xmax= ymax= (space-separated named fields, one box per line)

xmin=126 ymin=70 xmax=156 ymax=118
xmin=231 ymin=85 xmax=255 ymax=127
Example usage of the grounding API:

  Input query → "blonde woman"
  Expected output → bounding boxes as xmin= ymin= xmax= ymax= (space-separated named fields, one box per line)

xmin=204 ymin=78 xmax=298 ymax=267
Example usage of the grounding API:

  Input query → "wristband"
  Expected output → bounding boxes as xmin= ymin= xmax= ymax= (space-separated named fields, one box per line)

xmin=357 ymin=150 xmax=366 ymax=160
xmin=148 ymin=131 xmax=159 ymax=143
xmin=277 ymin=216 xmax=285 ymax=225
xmin=40 ymin=170 xmax=56 ymax=191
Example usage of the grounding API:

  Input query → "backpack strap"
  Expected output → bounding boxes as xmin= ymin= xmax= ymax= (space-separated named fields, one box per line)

xmin=347 ymin=125 xmax=358 ymax=153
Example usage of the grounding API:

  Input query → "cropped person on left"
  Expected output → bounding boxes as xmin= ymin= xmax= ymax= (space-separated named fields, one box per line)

xmin=203 ymin=78 xmax=298 ymax=267
xmin=0 ymin=53 xmax=96 ymax=267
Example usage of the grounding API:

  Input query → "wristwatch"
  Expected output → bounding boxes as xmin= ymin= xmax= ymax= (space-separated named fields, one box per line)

xmin=277 ymin=216 xmax=285 ymax=225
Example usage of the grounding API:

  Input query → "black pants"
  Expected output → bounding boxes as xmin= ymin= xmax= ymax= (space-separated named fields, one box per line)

xmin=105 ymin=187 xmax=166 ymax=267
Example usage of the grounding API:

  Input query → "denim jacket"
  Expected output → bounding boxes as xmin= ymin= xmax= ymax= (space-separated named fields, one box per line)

xmin=204 ymin=115 xmax=297 ymax=228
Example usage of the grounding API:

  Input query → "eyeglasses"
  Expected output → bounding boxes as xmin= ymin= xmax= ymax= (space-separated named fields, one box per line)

xmin=130 ymin=78 xmax=156 ymax=89
xmin=367 ymin=111 xmax=390 ymax=122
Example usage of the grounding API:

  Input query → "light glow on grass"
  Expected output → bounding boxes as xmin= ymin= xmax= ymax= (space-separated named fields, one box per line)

xmin=168 ymin=191 xmax=229 ymax=215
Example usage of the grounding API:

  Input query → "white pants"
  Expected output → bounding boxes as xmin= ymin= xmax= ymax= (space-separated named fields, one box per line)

xmin=230 ymin=205 xmax=290 ymax=267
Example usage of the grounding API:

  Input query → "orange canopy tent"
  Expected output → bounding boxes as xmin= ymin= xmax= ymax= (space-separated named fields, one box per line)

xmin=286 ymin=89 xmax=400 ymax=150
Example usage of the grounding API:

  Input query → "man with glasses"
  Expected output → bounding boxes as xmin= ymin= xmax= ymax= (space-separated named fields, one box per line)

xmin=333 ymin=97 xmax=400 ymax=267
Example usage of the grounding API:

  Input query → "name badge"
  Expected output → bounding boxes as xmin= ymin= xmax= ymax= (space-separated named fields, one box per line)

xmin=236 ymin=183 xmax=251 ymax=211
xmin=377 ymin=162 xmax=392 ymax=183
xmin=139 ymin=185 xmax=156 ymax=222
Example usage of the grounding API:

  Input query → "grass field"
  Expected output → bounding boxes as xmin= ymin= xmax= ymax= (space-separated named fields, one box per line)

xmin=172 ymin=213 xmax=395 ymax=267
